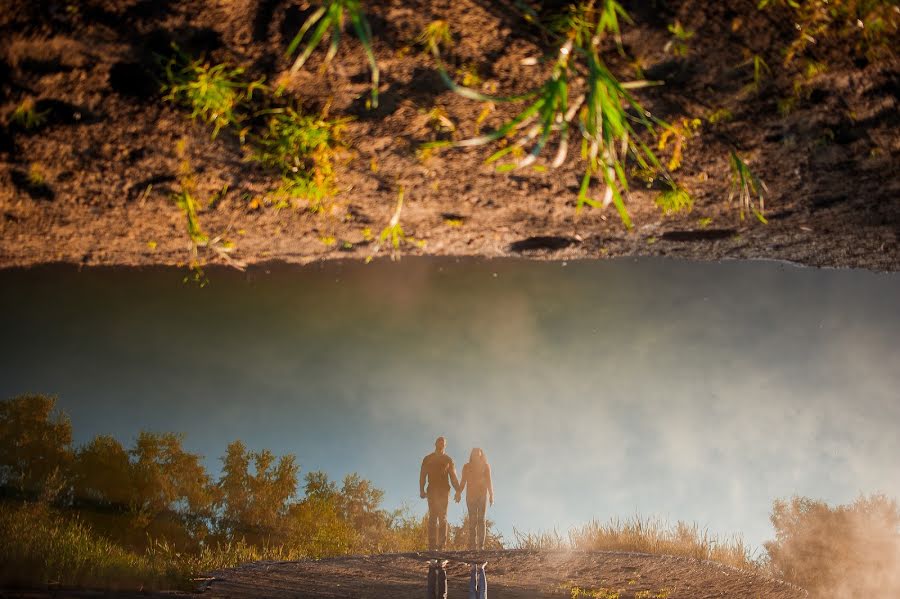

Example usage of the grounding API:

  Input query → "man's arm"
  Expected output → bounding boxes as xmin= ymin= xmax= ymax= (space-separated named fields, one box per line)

xmin=449 ymin=458 xmax=461 ymax=492
xmin=419 ymin=456 xmax=428 ymax=498
xmin=455 ymin=464 xmax=467 ymax=501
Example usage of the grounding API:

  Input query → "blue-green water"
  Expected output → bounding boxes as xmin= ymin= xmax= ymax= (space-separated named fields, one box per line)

xmin=1 ymin=257 xmax=898 ymax=548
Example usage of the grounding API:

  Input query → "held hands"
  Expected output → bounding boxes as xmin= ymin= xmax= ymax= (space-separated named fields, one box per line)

xmin=454 ymin=491 xmax=461 ymax=503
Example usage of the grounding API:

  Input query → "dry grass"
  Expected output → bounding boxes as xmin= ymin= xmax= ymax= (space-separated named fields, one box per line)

xmin=514 ymin=514 xmax=757 ymax=571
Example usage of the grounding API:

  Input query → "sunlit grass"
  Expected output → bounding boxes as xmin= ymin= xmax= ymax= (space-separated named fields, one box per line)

xmin=9 ymin=98 xmax=48 ymax=130
xmin=254 ymin=107 xmax=348 ymax=210
xmin=655 ymin=185 xmax=694 ymax=215
xmin=0 ymin=502 xmax=174 ymax=590
xmin=423 ymin=1 xmax=673 ymax=229
xmin=569 ymin=516 xmax=757 ymax=570
xmin=727 ymin=151 xmax=768 ymax=224
xmin=514 ymin=514 xmax=757 ymax=572
xmin=759 ymin=0 xmax=898 ymax=64
xmin=171 ymin=139 xmax=243 ymax=270
xmin=368 ymin=188 xmax=424 ymax=262
xmin=163 ymin=57 xmax=265 ymax=139
xmin=0 ymin=501 xmax=309 ymax=590
xmin=286 ymin=0 xmax=379 ymax=108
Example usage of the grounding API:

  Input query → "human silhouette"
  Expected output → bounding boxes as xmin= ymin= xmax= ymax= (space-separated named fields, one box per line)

xmin=455 ymin=447 xmax=494 ymax=550
xmin=419 ymin=436 xmax=460 ymax=551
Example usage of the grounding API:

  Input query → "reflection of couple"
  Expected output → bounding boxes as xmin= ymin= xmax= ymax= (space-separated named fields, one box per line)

xmin=419 ymin=436 xmax=494 ymax=551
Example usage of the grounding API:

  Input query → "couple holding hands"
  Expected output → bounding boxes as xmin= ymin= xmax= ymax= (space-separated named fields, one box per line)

xmin=419 ymin=436 xmax=494 ymax=551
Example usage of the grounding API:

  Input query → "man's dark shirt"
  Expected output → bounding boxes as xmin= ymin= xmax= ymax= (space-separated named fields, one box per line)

xmin=420 ymin=451 xmax=459 ymax=495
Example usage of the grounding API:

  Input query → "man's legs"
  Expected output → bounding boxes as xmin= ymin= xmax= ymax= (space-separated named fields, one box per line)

xmin=428 ymin=559 xmax=448 ymax=599
xmin=427 ymin=508 xmax=438 ymax=550
xmin=428 ymin=490 xmax=450 ymax=550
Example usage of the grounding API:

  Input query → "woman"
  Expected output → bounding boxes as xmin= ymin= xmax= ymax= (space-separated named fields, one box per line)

xmin=455 ymin=447 xmax=494 ymax=551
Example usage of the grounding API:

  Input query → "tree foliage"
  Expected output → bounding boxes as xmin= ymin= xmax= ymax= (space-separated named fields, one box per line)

xmin=0 ymin=394 xmax=72 ymax=499
xmin=0 ymin=395 xmax=449 ymax=559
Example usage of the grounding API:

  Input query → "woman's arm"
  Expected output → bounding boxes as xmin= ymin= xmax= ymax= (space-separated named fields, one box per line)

xmin=487 ymin=464 xmax=494 ymax=505
xmin=457 ymin=464 xmax=468 ymax=495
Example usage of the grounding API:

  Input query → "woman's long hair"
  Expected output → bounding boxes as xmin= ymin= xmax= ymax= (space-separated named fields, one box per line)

xmin=468 ymin=447 xmax=488 ymax=473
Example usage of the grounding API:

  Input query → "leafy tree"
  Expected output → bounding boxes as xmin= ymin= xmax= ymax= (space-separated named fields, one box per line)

xmin=0 ymin=394 xmax=72 ymax=499
xmin=339 ymin=473 xmax=386 ymax=533
xmin=216 ymin=440 xmax=298 ymax=545
xmin=72 ymin=434 xmax=131 ymax=509
xmin=129 ymin=432 xmax=216 ymax=548
xmin=303 ymin=469 xmax=339 ymax=501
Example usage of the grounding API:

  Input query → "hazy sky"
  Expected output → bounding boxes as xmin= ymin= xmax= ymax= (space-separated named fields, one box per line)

xmin=1 ymin=258 xmax=898 ymax=549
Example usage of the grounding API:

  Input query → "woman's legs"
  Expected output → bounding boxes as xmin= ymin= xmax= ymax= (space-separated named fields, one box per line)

xmin=468 ymin=562 xmax=487 ymax=599
xmin=467 ymin=494 xmax=488 ymax=550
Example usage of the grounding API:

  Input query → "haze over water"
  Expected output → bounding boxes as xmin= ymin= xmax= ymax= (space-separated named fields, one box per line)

xmin=2 ymin=258 xmax=898 ymax=549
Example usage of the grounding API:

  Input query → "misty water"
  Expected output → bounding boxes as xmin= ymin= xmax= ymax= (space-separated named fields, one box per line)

xmin=2 ymin=258 xmax=899 ymax=550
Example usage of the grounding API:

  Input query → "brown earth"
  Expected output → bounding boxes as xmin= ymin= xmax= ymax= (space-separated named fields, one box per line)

xmin=0 ymin=551 xmax=808 ymax=598
xmin=0 ymin=0 xmax=898 ymax=271
xmin=202 ymin=550 xmax=807 ymax=598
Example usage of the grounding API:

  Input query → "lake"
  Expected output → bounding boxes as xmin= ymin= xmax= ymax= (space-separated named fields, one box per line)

xmin=1 ymin=257 xmax=898 ymax=549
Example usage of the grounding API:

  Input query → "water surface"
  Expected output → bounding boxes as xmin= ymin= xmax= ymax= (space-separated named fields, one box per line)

xmin=1 ymin=258 xmax=898 ymax=548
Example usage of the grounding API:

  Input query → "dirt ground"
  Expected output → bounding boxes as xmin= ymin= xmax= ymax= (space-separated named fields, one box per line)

xmin=0 ymin=0 xmax=897 ymax=271
xmin=0 ymin=551 xmax=807 ymax=598
xmin=202 ymin=550 xmax=807 ymax=598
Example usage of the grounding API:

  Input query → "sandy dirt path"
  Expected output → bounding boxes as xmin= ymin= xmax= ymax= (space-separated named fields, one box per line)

xmin=203 ymin=550 xmax=807 ymax=598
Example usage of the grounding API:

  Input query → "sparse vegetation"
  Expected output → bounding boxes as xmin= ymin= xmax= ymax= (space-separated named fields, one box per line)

xmin=741 ymin=54 xmax=771 ymax=95
xmin=569 ymin=516 xmax=757 ymax=570
xmin=286 ymin=0 xmax=379 ymax=108
xmin=666 ymin=21 xmax=694 ymax=57
xmin=163 ymin=56 xmax=265 ymax=139
xmin=9 ymin=97 xmax=48 ymax=130
xmin=369 ymin=188 xmax=423 ymax=261
xmin=427 ymin=1 xmax=673 ymax=229
xmin=4 ymin=0 xmax=899 ymax=266
xmin=171 ymin=138 xmax=243 ymax=270
xmin=657 ymin=118 xmax=701 ymax=172
xmin=515 ymin=515 xmax=756 ymax=571
xmin=728 ymin=151 xmax=769 ymax=224
xmin=254 ymin=107 xmax=348 ymax=210
xmin=759 ymin=0 xmax=899 ymax=64
xmin=655 ymin=184 xmax=694 ymax=215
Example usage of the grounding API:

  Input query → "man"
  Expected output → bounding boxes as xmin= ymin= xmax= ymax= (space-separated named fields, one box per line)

xmin=419 ymin=436 xmax=460 ymax=551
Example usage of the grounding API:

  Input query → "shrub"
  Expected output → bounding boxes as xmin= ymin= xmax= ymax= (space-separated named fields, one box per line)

xmin=765 ymin=494 xmax=900 ymax=597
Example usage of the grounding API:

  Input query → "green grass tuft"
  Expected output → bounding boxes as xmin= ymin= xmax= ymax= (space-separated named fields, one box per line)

xmin=9 ymin=98 xmax=49 ymax=130
xmin=286 ymin=0 xmax=379 ymax=108
xmin=254 ymin=107 xmax=349 ymax=210
xmin=655 ymin=185 xmax=694 ymax=215
xmin=426 ymin=1 xmax=672 ymax=230
xmin=163 ymin=56 xmax=265 ymax=139
xmin=727 ymin=151 xmax=769 ymax=224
